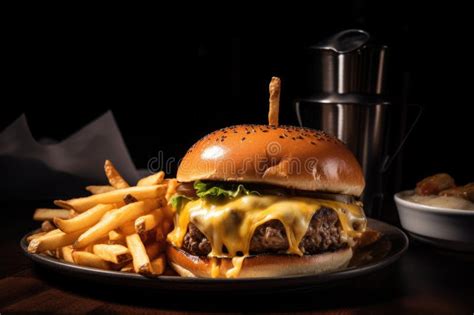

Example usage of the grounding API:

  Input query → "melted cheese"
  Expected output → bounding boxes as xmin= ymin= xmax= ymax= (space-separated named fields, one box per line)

xmin=226 ymin=257 xmax=245 ymax=278
xmin=210 ymin=257 xmax=220 ymax=278
xmin=167 ymin=195 xmax=366 ymax=278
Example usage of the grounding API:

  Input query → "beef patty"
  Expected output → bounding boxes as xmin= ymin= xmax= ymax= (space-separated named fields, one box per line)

xmin=181 ymin=207 xmax=345 ymax=256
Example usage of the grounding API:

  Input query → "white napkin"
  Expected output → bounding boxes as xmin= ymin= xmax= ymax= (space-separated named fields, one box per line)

xmin=0 ymin=111 xmax=139 ymax=200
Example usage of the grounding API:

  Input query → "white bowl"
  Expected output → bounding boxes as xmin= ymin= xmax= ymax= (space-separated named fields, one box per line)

xmin=394 ymin=190 xmax=474 ymax=251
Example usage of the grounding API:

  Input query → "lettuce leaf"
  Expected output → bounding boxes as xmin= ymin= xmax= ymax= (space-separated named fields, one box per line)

xmin=194 ymin=180 xmax=259 ymax=199
xmin=169 ymin=194 xmax=192 ymax=210
xmin=169 ymin=181 xmax=260 ymax=210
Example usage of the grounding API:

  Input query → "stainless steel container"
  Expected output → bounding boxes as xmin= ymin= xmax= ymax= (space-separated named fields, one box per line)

xmin=295 ymin=30 xmax=391 ymax=216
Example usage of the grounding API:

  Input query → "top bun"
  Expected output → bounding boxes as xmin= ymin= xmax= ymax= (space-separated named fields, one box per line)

xmin=177 ymin=125 xmax=365 ymax=196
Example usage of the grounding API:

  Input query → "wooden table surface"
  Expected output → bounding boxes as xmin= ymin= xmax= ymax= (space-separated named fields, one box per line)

xmin=1 ymin=202 xmax=473 ymax=314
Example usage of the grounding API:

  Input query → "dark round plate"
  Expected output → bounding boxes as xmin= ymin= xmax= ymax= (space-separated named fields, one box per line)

xmin=21 ymin=218 xmax=408 ymax=293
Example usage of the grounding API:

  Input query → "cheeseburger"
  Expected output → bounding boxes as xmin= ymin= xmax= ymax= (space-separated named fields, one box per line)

xmin=166 ymin=77 xmax=369 ymax=278
xmin=166 ymin=124 xmax=368 ymax=278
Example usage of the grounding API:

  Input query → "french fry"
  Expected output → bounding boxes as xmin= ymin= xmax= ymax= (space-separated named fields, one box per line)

xmin=137 ymin=171 xmax=165 ymax=187
xmin=119 ymin=220 xmax=136 ymax=235
xmin=146 ymin=241 xmax=165 ymax=260
xmin=165 ymin=179 xmax=179 ymax=202
xmin=61 ymin=246 xmax=74 ymax=263
xmin=83 ymin=244 xmax=95 ymax=253
xmin=135 ymin=209 xmax=163 ymax=234
xmin=120 ymin=262 xmax=133 ymax=273
xmin=123 ymin=194 xmax=138 ymax=205
xmin=108 ymin=230 xmax=124 ymax=242
xmin=54 ymin=204 xmax=115 ymax=233
xmin=100 ymin=209 xmax=117 ymax=222
xmin=44 ymin=229 xmax=63 ymax=236
xmin=104 ymin=160 xmax=129 ymax=189
xmin=74 ymin=200 xmax=159 ymax=249
xmin=55 ymin=248 xmax=62 ymax=259
xmin=28 ymin=159 xmax=179 ymax=275
xmin=72 ymin=251 xmax=110 ymax=270
xmin=41 ymin=221 xmax=56 ymax=232
xmin=150 ymin=254 xmax=166 ymax=275
xmin=162 ymin=219 xmax=172 ymax=235
xmin=126 ymin=233 xmax=151 ymax=275
xmin=33 ymin=209 xmax=70 ymax=221
xmin=155 ymin=219 xmax=172 ymax=241
xmin=45 ymin=249 xmax=58 ymax=258
xmin=86 ymin=185 xmax=116 ymax=194
xmin=268 ymin=76 xmax=281 ymax=126
xmin=28 ymin=229 xmax=85 ymax=253
xmin=27 ymin=231 xmax=46 ymax=243
xmin=93 ymin=244 xmax=131 ymax=264
xmin=54 ymin=185 xmax=166 ymax=212
xmin=155 ymin=226 xmax=164 ymax=241
xmin=139 ymin=229 xmax=156 ymax=244
xmin=162 ymin=205 xmax=174 ymax=220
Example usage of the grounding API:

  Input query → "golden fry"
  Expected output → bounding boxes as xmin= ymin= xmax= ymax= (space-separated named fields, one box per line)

xmin=123 ymin=194 xmax=138 ymax=204
xmin=145 ymin=240 xmax=165 ymax=260
xmin=86 ymin=185 xmax=116 ymax=194
xmin=93 ymin=244 xmax=131 ymax=264
xmin=162 ymin=205 xmax=174 ymax=220
xmin=119 ymin=220 xmax=136 ymax=235
xmin=120 ymin=262 xmax=133 ymax=273
xmin=54 ymin=185 xmax=166 ymax=212
xmin=104 ymin=160 xmax=129 ymax=189
xmin=139 ymin=229 xmax=156 ymax=244
xmin=27 ymin=231 xmax=46 ymax=243
xmin=135 ymin=209 xmax=163 ymax=234
xmin=155 ymin=218 xmax=172 ymax=241
xmin=33 ymin=209 xmax=70 ymax=221
xmin=165 ymin=179 xmax=179 ymax=202
xmin=268 ymin=76 xmax=281 ymax=126
xmin=162 ymin=219 xmax=172 ymax=235
xmin=61 ymin=246 xmax=74 ymax=263
xmin=150 ymin=254 xmax=166 ymax=275
xmin=72 ymin=251 xmax=110 ymax=270
xmin=74 ymin=200 xmax=158 ymax=249
xmin=41 ymin=221 xmax=56 ymax=232
xmin=126 ymin=233 xmax=151 ymax=275
xmin=137 ymin=171 xmax=165 ymax=187
xmin=28 ymin=229 xmax=85 ymax=253
xmin=54 ymin=204 xmax=115 ymax=233
xmin=108 ymin=230 xmax=124 ymax=242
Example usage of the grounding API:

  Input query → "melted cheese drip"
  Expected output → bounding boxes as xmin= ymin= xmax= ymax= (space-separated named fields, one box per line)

xmin=226 ymin=257 xmax=245 ymax=278
xmin=210 ymin=257 xmax=220 ymax=278
xmin=167 ymin=195 xmax=366 ymax=278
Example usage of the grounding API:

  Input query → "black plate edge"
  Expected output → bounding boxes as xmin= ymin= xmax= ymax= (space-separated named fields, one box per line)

xmin=20 ymin=218 xmax=409 ymax=288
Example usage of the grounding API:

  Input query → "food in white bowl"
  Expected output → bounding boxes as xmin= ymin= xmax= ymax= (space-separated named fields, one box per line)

xmin=394 ymin=173 xmax=474 ymax=251
xmin=405 ymin=194 xmax=474 ymax=210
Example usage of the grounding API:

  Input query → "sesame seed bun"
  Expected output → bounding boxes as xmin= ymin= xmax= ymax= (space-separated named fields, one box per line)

xmin=177 ymin=125 xmax=365 ymax=196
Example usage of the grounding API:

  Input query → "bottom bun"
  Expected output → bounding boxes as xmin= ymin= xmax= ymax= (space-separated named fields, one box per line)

xmin=167 ymin=246 xmax=353 ymax=278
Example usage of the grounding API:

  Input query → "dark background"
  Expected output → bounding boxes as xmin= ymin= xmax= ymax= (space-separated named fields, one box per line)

xmin=2 ymin=2 xmax=473 ymax=192
xmin=1 ymin=4 xmax=474 ymax=313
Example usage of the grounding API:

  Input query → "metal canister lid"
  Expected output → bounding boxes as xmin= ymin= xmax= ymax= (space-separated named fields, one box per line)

xmin=306 ymin=29 xmax=388 ymax=96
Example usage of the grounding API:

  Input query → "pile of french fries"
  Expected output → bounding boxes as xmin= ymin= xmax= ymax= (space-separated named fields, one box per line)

xmin=27 ymin=160 xmax=178 ymax=276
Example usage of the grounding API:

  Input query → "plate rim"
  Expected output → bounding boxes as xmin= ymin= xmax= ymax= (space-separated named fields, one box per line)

xmin=20 ymin=218 xmax=409 ymax=285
